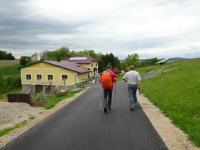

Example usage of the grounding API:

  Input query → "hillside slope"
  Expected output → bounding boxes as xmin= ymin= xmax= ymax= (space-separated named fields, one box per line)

xmin=140 ymin=58 xmax=200 ymax=147
xmin=0 ymin=60 xmax=21 ymax=96
xmin=0 ymin=60 xmax=19 ymax=68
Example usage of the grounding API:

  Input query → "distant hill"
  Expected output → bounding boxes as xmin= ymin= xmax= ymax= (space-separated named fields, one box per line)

xmin=167 ymin=57 xmax=187 ymax=62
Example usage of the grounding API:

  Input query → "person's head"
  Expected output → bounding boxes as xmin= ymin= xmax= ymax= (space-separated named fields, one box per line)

xmin=112 ymin=67 xmax=120 ymax=74
xmin=129 ymin=65 xmax=135 ymax=70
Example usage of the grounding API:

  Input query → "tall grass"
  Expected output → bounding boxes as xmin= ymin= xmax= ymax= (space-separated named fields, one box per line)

xmin=0 ymin=64 xmax=21 ymax=94
xmin=141 ymin=58 xmax=200 ymax=147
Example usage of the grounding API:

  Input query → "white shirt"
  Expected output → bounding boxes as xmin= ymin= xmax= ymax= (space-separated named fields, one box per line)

xmin=123 ymin=70 xmax=141 ymax=85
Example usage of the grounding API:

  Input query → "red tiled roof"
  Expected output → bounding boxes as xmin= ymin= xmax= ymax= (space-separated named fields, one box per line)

xmin=44 ymin=60 xmax=89 ymax=73
xmin=69 ymin=56 xmax=97 ymax=64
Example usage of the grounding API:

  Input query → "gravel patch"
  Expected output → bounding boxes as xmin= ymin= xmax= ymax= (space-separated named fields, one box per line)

xmin=0 ymin=102 xmax=44 ymax=130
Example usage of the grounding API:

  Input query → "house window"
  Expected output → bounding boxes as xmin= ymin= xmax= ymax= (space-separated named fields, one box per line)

xmin=26 ymin=74 xmax=31 ymax=80
xmin=37 ymin=74 xmax=42 ymax=80
xmin=62 ymin=75 xmax=68 ymax=80
xmin=48 ymin=75 xmax=53 ymax=80
xmin=96 ymin=63 xmax=98 ymax=66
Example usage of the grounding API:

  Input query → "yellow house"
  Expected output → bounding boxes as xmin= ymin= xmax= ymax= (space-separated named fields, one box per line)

xmin=21 ymin=60 xmax=89 ymax=93
xmin=69 ymin=56 xmax=98 ymax=77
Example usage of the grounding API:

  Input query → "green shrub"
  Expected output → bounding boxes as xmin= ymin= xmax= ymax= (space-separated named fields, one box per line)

xmin=0 ymin=76 xmax=21 ymax=94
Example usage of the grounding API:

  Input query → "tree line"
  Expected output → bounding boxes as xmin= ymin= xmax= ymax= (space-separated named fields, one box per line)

xmin=20 ymin=47 xmax=122 ymax=73
xmin=0 ymin=50 xmax=15 ymax=60
xmin=19 ymin=47 xmax=159 ymax=72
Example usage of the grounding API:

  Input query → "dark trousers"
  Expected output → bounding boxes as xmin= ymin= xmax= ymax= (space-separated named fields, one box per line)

xmin=103 ymin=89 xmax=112 ymax=108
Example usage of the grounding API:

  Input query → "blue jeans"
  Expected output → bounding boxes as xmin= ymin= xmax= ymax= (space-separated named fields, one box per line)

xmin=128 ymin=84 xmax=138 ymax=108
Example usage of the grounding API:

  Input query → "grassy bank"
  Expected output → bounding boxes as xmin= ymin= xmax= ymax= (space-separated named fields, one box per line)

xmin=141 ymin=58 xmax=200 ymax=147
xmin=0 ymin=61 xmax=21 ymax=94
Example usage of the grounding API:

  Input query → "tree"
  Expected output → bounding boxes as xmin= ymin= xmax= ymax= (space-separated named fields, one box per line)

xmin=41 ymin=47 xmax=73 ymax=61
xmin=0 ymin=51 xmax=7 ymax=60
xmin=137 ymin=58 xmax=159 ymax=67
xmin=20 ymin=56 xmax=31 ymax=66
xmin=121 ymin=53 xmax=139 ymax=69
xmin=76 ymin=50 xmax=100 ymax=59
xmin=98 ymin=53 xmax=121 ymax=73
xmin=39 ymin=47 xmax=121 ymax=73
xmin=0 ymin=50 xmax=15 ymax=60
xmin=6 ymin=52 xmax=15 ymax=60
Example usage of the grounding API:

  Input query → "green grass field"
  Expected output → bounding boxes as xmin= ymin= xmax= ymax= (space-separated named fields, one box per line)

xmin=0 ymin=60 xmax=19 ymax=68
xmin=0 ymin=65 xmax=20 ymax=78
xmin=136 ymin=60 xmax=188 ymax=75
xmin=140 ymin=58 xmax=200 ymax=147
xmin=0 ymin=60 xmax=21 ymax=95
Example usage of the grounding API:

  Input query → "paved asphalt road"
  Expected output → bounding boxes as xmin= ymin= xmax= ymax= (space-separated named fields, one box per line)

xmin=1 ymin=82 xmax=168 ymax=150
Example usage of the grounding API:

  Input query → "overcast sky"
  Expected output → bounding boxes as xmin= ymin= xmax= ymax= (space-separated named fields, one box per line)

xmin=0 ymin=0 xmax=200 ymax=59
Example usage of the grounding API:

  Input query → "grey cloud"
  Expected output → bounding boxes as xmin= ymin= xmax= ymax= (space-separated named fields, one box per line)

xmin=0 ymin=0 xmax=90 ymax=51
xmin=0 ymin=0 xmax=200 ymax=58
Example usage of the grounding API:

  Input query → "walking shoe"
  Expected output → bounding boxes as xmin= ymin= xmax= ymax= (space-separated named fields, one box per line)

xmin=130 ymin=105 xmax=135 ymax=111
xmin=104 ymin=107 xmax=107 ymax=113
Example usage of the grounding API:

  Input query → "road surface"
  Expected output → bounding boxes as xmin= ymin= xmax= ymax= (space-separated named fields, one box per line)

xmin=1 ymin=82 xmax=168 ymax=150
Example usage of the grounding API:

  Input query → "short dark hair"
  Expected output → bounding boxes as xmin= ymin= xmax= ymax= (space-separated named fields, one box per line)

xmin=106 ymin=64 xmax=112 ymax=70
xmin=129 ymin=65 xmax=135 ymax=70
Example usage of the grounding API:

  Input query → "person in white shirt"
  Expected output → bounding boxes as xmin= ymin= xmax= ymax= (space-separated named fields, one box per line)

xmin=123 ymin=65 xmax=141 ymax=111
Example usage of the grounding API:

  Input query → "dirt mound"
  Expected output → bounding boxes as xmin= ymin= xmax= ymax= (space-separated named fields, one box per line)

xmin=0 ymin=102 xmax=44 ymax=130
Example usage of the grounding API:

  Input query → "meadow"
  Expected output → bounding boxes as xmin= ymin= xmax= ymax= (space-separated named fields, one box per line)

xmin=0 ymin=60 xmax=19 ymax=68
xmin=140 ymin=58 xmax=200 ymax=147
xmin=0 ymin=60 xmax=21 ymax=100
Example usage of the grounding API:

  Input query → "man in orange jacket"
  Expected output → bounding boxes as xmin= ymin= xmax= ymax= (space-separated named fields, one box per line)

xmin=100 ymin=65 xmax=117 ymax=113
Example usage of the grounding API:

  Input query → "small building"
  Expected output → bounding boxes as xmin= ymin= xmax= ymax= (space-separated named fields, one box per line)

xmin=156 ymin=59 xmax=170 ymax=65
xmin=21 ymin=60 xmax=89 ymax=94
xmin=157 ymin=57 xmax=185 ymax=65
xmin=69 ymin=56 xmax=98 ymax=77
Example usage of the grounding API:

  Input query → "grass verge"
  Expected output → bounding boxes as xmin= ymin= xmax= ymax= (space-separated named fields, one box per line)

xmin=33 ymin=89 xmax=83 ymax=109
xmin=141 ymin=58 xmax=200 ymax=147
xmin=0 ymin=120 xmax=27 ymax=137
